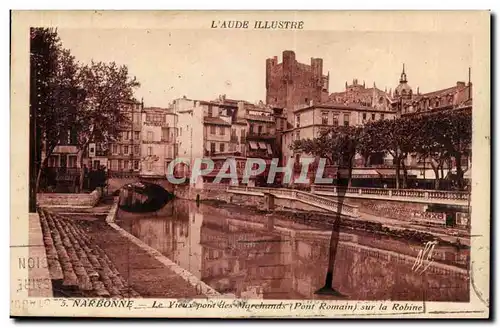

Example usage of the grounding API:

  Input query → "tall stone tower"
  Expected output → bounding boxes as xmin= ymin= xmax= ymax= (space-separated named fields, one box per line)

xmin=265 ymin=50 xmax=330 ymax=109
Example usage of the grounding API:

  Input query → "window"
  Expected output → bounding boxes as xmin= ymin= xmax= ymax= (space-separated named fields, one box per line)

xmin=362 ymin=113 xmax=367 ymax=121
xmin=343 ymin=114 xmax=350 ymax=127
xmin=147 ymin=147 xmax=153 ymax=156
xmin=210 ymin=142 xmax=216 ymax=153
xmin=208 ymin=105 xmax=213 ymax=117
xmin=210 ymin=126 xmax=216 ymax=134
xmin=258 ymin=126 xmax=263 ymax=135
xmin=134 ymin=160 xmax=139 ymax=170
xmin=111 ymin=160 xmax=118 ymax=170
xmin=296 ymin=115 xmax=300 ymax=128
xmin=162 ymin=128 xmax=170 ymax=141
xmin=134 ymin=145 xmax=140 ymax=154
xmin=147 ymin=162 xmax=153 ymax=170
xmin=134 ymin=131 xmax=140 ymax=140
xmin=122 ymin=131 xmax=128 ymax=140
xmin=321 ymin=111 xmax=329 ymax=125
xmin=124 ymin=160 xmax=129 ymax=170
xmin=48 ymin=155 xmax=58 ymax=168
xmin=332 ymin=114 xmax=339 ymax=126
xmin=68 ymin=155 xmax=77 ymax=168
xmin=124 ymin=145 xmax=129 ymax=155
xmin=147 ymin=131 xmax=153 ymax=142
xmin=250 ymin=124 xmax=254 ymax=134
xmin=126 ymin=131 xmax=131 ymax=140
xmin=241 ymin=129 xmax=246 ymax=143
xmin=371 ymin=113 xmax=376 ymax=120
xmin=381 ymin=113 xmax=385 ymax=120
xmin=118 ymin=145 xmax=122 ymax=155
xmin=219 ymin=127 xmax=225 ymax=135
xmin=295 ymin=130 xmax=300 ymax=140
xmin=220 ymin=143 xmax=225 ymax=152
xmin=118 ymin=159 xmax=123 ymax=170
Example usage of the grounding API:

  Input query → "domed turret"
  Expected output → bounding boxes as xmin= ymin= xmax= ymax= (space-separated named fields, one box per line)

xmin=394 ymin=63 xmax=413 ymax=99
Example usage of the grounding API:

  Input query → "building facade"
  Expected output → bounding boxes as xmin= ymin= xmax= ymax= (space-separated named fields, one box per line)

xmin=140 ymin=107 xmax=178 ymax=177
xmin=108 ymin=101 xmax=143 ymax=175
xmin=173 ymin=95 xmax=281 ymax=185
xmin=281 ymin=102 xmax=398 ymax=168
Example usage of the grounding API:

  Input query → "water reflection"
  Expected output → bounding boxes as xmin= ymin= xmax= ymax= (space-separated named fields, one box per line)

xmin=117 ymin=200 xmax=469 ymax=301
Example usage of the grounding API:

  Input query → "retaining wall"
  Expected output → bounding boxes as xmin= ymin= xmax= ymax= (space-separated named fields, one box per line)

xmin=37 ymin=188 xmax=102 ymax=208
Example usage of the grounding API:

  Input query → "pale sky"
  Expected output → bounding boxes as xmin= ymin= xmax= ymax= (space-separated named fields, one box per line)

xmin=57 ymin=29 xmax=472 ymax=108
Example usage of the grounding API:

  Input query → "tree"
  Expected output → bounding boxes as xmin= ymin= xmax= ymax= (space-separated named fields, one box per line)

xmin=75 ymin=61 xmax=140 ymax=190
xmin=30 ymin=28 xmax=81 ymax=194
xmin=413 ymin=114 xmax=450 ymax=190
xmin=366 ymin=118 xmax=417 ymax=189
xmin=291 ymin=131 xmax=336 ymax=165
xmin=291 ymin=126 xmax=363 ymax=187
xmin=430 ymin=109 xmax=472 ymax=189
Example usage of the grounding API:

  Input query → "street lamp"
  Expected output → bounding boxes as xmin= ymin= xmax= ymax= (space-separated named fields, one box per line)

xmin=314 ymin=165 xmax=348 ymax=298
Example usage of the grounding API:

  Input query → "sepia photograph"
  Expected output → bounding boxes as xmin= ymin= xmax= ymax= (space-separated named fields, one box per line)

xmin=10 ymin=10 xmax=490 ymax=318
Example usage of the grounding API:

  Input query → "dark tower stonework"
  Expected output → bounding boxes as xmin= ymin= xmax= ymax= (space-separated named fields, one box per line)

xmin=266 ymin=50 xmax=330 ymax=109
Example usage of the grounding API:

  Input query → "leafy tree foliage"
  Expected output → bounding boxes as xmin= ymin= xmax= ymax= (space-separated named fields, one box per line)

xmin=30 ymin=28 xmax=82 ymax=192
xmin=30 ymin=28 xmax=141 ymax=192
xmin=290 ymin=110 xmax=472 ymax=190
xmin=75 ymin=61 xmax=140 ymax=189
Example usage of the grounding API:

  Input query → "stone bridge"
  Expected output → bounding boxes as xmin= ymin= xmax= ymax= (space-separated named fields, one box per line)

xmin=106 ymin=173 xmax=174 ymax=195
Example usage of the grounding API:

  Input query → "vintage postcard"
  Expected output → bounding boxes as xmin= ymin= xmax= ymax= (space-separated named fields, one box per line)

xmin=10 ymin=10 xmax=490 ymax=318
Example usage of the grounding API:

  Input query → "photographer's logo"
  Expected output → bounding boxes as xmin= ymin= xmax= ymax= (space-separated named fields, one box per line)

xmin=412 ymin=241 xmax=438 ymax=274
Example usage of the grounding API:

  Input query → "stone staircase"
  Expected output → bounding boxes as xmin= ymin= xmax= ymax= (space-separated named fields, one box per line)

xmin=38 ymin=208 xmax=140 ymax=298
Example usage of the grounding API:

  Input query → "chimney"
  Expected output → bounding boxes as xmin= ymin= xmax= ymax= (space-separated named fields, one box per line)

xmin=456 ymin=81 xmax=466 ymax=88
xmin=237 ymin=101 xmax=246 ymax=120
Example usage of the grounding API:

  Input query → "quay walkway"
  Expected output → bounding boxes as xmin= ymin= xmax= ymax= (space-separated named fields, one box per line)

xmin=311 ymin=185 xmax=470 ymax=206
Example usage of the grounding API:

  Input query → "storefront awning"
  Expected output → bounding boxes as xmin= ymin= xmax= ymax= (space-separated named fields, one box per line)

xmin=266 ymin=144 xmax=273 ymax=155
xmin=249 ymin=141 xmax=258 ymax=150
xmin=351 ymin=169 xmax=381 ymax=178
xmin=258 ymin=142 xmax=267 ymax=150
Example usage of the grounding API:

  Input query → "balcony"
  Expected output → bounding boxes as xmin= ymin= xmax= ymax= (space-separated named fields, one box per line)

xmin=246 ymin=131 xmax=275 ymax=140
xmin=245 ymin=114 xmax=275 ymax=122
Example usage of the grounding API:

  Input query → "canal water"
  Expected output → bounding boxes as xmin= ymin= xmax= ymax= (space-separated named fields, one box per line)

xmin=116 ymin=199 xmax=470 ymax=302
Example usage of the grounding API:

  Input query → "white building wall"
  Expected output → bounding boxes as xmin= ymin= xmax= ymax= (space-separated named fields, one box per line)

xmin=173 ymin=98 xmax=204 ymax=165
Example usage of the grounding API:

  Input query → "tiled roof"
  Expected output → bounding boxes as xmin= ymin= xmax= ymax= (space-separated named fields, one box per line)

xmin=203 ymin=117 xmax=232 ymax=125
xmin=417 ymin=86 xmax=459 ymax=98
xmin=38 ymin=208 xmax=140 ymax=298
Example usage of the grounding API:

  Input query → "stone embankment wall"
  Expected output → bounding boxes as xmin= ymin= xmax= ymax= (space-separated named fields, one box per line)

xmin=174 ymin=185 xmax=264 ymax=208
xmin=37 ymin=188 xmax=102 ymax=208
